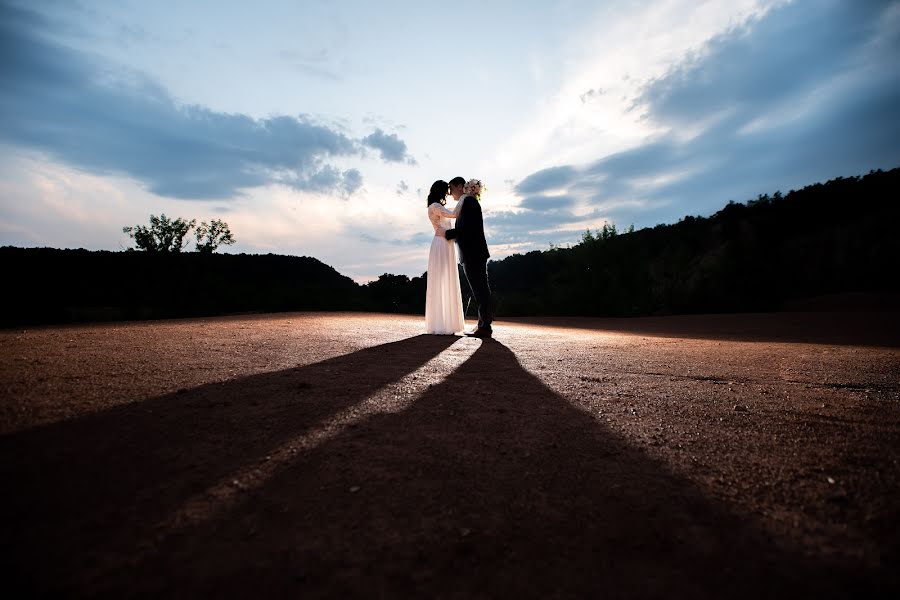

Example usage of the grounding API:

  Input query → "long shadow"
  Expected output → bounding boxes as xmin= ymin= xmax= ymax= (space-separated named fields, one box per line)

xmin=0 ymin=334 xmax=457 ymax=595
xmin=107 ymin=341 xmax=890 ymax=598
xmin=505 ymin=311 xmax=900 ymax=348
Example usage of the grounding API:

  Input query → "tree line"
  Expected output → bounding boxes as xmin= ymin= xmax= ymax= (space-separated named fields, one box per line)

xmin=0 ymin=248 xmax=364 ymax=326
xmin=369 ymin=167 xmax=900 ymax=317
xmin=1 ymin=167 xmax=897 ymax=326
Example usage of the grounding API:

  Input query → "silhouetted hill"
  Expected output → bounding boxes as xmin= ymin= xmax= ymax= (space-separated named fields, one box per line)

xmin=0 ymin=249 xmax=364 ymax=326
xmin=488 ymin=167 xmax=900 ymax=316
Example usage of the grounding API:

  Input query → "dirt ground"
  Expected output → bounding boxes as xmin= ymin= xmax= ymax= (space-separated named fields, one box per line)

xmin=1 ymin=311 xmax=898 ymax=598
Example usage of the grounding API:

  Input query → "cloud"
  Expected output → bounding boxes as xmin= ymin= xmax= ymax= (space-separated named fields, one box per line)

xmin=518 ymin=194 xmax=577 ymax=212
xmin=293 ymin=165 xmax=363 ymax=196
xmin=360 ymin=231 xmax=432 ymax=246
xmin=511 ymin=0 xmax=900 ymax=230
xmin=362 ymin=128 xmax=416 ymax=164
xmin=395 ymin=179 xmax=409 ymax=196
xmin=635 ymin=1 xmax=891 ymax=129
xmin=483 ymin=205 xmax=615 ymax=247
xmin=579 ymin=88 xmax=605 ymax=103
xmin=514 ymin=165 xmax=579 ymax=195
xmin=0 ymin=3 xmax=410 ymax=200
xmin=489 ymin=209 xmax=577 ymax=232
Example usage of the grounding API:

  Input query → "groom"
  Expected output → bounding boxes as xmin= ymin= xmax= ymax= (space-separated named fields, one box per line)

xmin=444 ymin=176 xmax=493 ymax=338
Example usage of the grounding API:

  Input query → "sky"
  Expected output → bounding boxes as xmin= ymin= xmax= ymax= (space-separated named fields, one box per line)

xmin=1 ymin=0 xmax=899 ymax=282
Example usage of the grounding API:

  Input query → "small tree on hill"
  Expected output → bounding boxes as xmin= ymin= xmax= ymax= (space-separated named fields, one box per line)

xmin=123 ymin=214 xmax=196 ymax=252
xmin=195 ymin=219 xmax=236 ymax=254
xmin=581 ymin=222 xmax=626 ymax=245
xmin=599 ymin=222 xmax=617 ymax=240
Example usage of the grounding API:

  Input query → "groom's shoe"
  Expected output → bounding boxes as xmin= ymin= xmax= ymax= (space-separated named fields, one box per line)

xmin=466 ymin=327 xmax=493 ymax=339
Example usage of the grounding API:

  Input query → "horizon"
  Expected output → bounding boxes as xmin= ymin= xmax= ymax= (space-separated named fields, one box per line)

xmin=3 ymin=163 xmax=894 ymax=285
xmin=2 ymin=0 xmax=899 ymax=282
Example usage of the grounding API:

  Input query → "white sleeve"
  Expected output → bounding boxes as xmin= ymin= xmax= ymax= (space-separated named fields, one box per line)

xmin=432 ymin=203 xmax=458 ymax=218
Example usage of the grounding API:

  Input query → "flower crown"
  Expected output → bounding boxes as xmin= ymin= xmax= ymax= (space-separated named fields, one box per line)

xmin=463 ymin=178 xmax=485 ymax=199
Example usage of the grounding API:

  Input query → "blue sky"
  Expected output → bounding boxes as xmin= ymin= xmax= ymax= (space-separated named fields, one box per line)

xmin=1 ymin=0 xmax=898 ymax=281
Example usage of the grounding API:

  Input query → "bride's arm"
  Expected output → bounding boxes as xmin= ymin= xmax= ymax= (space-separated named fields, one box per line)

xmin=444 ymin=200 xmax=466 ymax=241
xmin=428 ymin=204 xmax=449 ymax=237
xmin=432 ymin=203 xmax=459 ymax=218
xmin=429 ymin=204 xmax=456 ymax=238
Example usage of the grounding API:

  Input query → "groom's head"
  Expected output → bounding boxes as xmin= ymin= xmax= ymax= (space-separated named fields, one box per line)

xmin=449 ymin=176 xmax=466 ymax=200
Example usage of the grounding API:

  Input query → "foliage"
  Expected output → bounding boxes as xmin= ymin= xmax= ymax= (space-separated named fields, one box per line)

xmin=363 ymin=273 xmax=426 ymax=313
xmin=488 ymin=168 xmax=899 ymax=316
xmin=195 ymin=219 xmax=236 ymax=254
xmin=0 ymin=249 xmax=364 ymax=326
xmin=123 ymin=214 xmax=236 ymax=254
xmin=123 ymin=214 xmax=196 ymax=253
xmin=580 ymin=222 xmax=626 ymax=244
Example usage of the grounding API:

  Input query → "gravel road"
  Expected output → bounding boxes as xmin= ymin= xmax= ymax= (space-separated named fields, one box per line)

xmin=1 ymin=311 xmax=898 ymax=597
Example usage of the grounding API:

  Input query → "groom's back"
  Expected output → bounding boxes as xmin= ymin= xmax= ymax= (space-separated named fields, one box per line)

xmin=455 ymin=196 xmax=489 ymax=262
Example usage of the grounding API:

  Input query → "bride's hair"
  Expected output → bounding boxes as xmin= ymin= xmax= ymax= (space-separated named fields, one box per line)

xmin=427 ymin=180 xmax=449 ymax=206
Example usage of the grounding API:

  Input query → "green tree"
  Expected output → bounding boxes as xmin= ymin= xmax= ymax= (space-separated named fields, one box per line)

xmin=599 ymin=222 xmax=617 ymax=240
xmin=123 ymin=214 xmax=196 ymax=252
xmin=195 ymin=219 xmax=236 ymax=254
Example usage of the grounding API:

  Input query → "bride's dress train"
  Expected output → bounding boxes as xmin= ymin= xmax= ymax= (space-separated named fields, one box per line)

xmin=425 ymin=202 xmax=465 ymax=335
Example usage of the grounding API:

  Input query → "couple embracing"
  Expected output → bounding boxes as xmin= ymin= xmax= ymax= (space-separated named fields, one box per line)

xmin=425 ymin=177 xmax=493 ymax=338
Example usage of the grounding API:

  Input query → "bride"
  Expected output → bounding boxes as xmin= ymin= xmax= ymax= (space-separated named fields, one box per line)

xmin=425 ymin=180 xmax=465 ymax=335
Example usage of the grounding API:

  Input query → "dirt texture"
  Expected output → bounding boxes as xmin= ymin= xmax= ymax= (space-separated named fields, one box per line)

xmin=1 ymin=311 xmax=899 ymax=598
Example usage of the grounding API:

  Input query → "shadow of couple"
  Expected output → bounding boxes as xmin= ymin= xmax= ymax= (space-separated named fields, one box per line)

xmin=0 ymin=334 xmax=874 ymax=597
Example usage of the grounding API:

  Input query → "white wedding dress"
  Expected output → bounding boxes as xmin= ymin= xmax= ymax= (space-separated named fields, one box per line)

xmin=425 ymin=201 xmax=465 ymax=335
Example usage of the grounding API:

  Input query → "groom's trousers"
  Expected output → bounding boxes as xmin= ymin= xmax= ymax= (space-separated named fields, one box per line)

xmin=462 ymin=258 xmax=493 ymax=329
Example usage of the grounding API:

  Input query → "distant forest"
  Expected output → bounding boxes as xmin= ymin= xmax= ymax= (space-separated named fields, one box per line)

xmin=489 ymin=167 xmax=900 ymax=316
xmin=2 ymin=167 xmax=897 ymax=326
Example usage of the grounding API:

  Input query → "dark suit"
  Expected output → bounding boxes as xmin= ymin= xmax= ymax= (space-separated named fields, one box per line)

xmin=445 ymin=195 xmax=493 ymax=329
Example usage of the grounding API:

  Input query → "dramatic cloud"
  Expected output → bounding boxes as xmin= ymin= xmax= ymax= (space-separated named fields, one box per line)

xmin=486 ymin=208 xmax=597 ymax=247
xmin=0 ymin=4 xmax=409 ymax=200
xmin=636 ymin=2 xmax=890 ymax=128
xmin=513 ymin=0 xmax=900 ymax=229
xmin=362 ymin=128 xmax=415 ymax=164
xmin=518 ymin=194 xmax=578 ymax=212
xmin=300 ymin=165 xmax=363 ymax=196
xmin=3 ymin=0 xmax=899 ymax=278
xmin=514 ymin=166 xmax=579 ymax=195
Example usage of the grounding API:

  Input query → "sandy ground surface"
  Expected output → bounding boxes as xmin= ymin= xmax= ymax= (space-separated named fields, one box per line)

xmin=1 ymin=311 xmax=898 ymax=598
